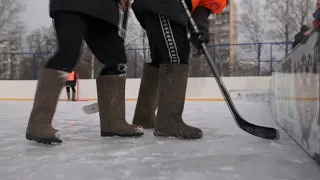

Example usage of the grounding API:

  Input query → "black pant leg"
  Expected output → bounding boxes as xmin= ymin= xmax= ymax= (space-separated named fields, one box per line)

xmin=66 ymin=86 xmax=70 ymax=93
xmin=85 ymin=17 xmax=127 ymax=75
xmin=45 ymin=12 xmax=87 ymax=72
xmin=143 ymin=13 xmax=190 ymax=65
xmin=71 ymin=85 xmax=76 ymax=93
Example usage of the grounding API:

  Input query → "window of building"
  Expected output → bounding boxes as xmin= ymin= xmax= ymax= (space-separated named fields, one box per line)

xmin=223 ymin=13 xmax=229 ymax=20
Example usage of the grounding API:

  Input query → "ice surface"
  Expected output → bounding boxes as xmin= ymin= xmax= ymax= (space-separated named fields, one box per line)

xmin=0 ymin=100 xmax=319 ymax=180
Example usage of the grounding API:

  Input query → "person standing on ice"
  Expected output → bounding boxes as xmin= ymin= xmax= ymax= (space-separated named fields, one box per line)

xmin=131 ymin=0 xmax=228 ymax=139
xmin=26 ymin=0 xmax=143 ymax=144
xmin=65 ymin=71 xmax=78 ymax=101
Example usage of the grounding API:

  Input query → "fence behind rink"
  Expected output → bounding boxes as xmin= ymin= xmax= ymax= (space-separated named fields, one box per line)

xmin=0 ymin=42 xmax=289 ymax=80
xmin=270 ymin=28 xmax=320 ymax=165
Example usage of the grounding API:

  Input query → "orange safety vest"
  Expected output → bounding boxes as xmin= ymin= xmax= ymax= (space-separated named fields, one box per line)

xmin=191 ymin=0 xmax=228 ymax=14
xmin=68 ymin=71 xmax=75 ymax=81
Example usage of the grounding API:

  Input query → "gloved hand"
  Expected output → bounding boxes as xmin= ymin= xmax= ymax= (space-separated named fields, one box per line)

xmin=119 ymin=0 xmax=129 ymax=10
xmin=190 ymin=28 xmax=209 ymax=50
xmin=188 ymin=7 xmax=211 ymax=51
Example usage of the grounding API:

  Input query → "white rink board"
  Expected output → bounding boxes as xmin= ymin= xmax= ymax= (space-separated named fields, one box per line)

xmin=271 ymin=28 xmax=320 ymax=164
xmin=0 ymin=76 xmax=271 ymax=100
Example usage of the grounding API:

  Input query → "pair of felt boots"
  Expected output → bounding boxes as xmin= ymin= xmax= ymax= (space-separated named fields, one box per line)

xmin=67 ymin=92 xmax=76 ymax=101
xmin=25 ymin=63 xmax=202 ymax=144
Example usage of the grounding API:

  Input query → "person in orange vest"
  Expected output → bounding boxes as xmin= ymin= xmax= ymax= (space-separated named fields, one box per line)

xmin=65 ymin=71 xmax=78 ymax=101
xmin=131 ymin=0 xmax=228 ymax=139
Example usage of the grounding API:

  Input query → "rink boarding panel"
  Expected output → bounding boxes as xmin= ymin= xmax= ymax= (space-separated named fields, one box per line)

xmin=270 ymin=28 xmax=320 ymax=164
xmin=0 ymin=76 xmax=270 ymax=101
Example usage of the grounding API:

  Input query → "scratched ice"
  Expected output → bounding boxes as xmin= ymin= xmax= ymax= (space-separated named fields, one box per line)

xmin=0 ymin=100 xmax=319 ymax=180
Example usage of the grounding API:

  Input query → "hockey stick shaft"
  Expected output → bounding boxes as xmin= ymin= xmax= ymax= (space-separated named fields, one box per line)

xmin=119 ymin=0 xmax=132 ymax=39
xmin=180 ymin=0 xmax=279 ymax=140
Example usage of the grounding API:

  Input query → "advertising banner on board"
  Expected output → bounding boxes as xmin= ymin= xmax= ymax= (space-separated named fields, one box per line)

xmin=230 ymin=89 xmax=270 ymax=102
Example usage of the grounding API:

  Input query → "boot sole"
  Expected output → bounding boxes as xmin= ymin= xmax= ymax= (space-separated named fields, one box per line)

xmin=154 ymin=130 xmax=203 ymax=140
xmin=101 ymin=131 xmax=144 ymax=137
xmin=26 ymin=134 xmax=62 ymax=144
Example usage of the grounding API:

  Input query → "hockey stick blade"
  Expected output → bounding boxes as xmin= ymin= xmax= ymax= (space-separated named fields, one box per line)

xmin=180 ymin=0 xmax=279 ymax=140
xmin=82 ymin=103 xmax=99 ymax=114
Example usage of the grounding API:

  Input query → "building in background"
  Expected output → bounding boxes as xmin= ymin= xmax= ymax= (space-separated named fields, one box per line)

xmin=211 ymin=0 xmax=238 ymax=75
xmin=190 ymin=0 xmax=238 ymax=77
xmin=0 ymin=40 xmax=22 ymax=80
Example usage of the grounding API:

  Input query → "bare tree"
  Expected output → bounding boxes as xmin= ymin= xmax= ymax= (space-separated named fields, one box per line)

xmin=26 ymin=29 xmax=44 ymax=53
xmin=237 ymin=0 xmax=267 ymax=75
xmin=6 ymin=22 xmax=27 ymax=79
xmin=265 ymin=0 xmax=315 ymax=56
xmin=41 ymin=26 xmax=57 ymax=53
xmin=0 ymin=0 xmax=26 ymax=79
xmin=25 ymin=26 xmax=57 ymax=53
xmin=0 ymin=0 xmax=26 ymax=39
xmin=6 ymin=20 xmax=26 ymax=49
xmin=293 ymin=0 xmax=316 ymax=28
xmin=22 ymin=25 xmax=57 ymax=78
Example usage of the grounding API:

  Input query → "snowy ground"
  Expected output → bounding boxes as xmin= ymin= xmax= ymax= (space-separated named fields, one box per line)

xmin=0 ymin=100 xmax=319 ymax=180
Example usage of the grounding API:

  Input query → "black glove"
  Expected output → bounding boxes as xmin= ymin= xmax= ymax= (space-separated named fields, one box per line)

xmin=190 ymin=28 xmax=209 ymax=50
xmin=188 ymin=7 xmax=211 ymax=50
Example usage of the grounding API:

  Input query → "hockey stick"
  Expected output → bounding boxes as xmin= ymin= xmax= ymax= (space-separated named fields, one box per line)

xmin=119 ymin=0 xmax=132 ymax=39
xmin=82 ymin=0 xmax=132 ymax=114
xmin=181 ymin=0 xmax=280 ymax=140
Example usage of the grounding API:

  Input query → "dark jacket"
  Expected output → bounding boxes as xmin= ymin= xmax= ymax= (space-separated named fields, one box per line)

xmin=292 ymin=32 xmax=305 ymax=49
xmin=49 ymin=0 xmax=120 ymax=27
xmin=189 ymin=7 xmax=211 ymax=49
xmin=132 ymin=0 xmax=193 ymax=28
xmin=133 ymin=0 xmax=211 ymax=49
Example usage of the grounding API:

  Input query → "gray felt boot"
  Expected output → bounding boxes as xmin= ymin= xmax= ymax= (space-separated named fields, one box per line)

xmin=96 ymin=74 xmax=144 ymax=137
xmin=133 ymin=63 xmax=160 ymax=129
xmin=153 ymin=64 xmax=203 ymax=139
xmin=72 ymin=91 xmax=76 ymax=101
xmin=26 ymin=68 xmax=68 ymax=144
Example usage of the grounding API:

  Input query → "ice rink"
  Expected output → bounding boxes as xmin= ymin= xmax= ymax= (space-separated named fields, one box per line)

xmin=0 ymin=100 xmax=319 ymax=180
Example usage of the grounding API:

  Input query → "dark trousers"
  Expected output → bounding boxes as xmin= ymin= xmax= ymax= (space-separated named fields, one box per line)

xmin=46 ymin=11 xmax=127 ymax=75
xmin=141 ymin=12 xmax=190 ymax=67
xmin=66 ymin=83 xmax=76 ymax=93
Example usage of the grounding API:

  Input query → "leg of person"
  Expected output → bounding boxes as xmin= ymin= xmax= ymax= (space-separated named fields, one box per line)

xmin=26 ymin=12 xmax=87 ymax=144
xmin=143 ymin=13 xmax=203 ymax=139
xmin=66 ymin=85 xmax=71 ymax=100
xmin=132 ymin=34 xmax=160 ymax=128
xmin=71 ymin=85 xmax=76 ymax=101
xmin=85 ymin=18 xmax=143 ymax=137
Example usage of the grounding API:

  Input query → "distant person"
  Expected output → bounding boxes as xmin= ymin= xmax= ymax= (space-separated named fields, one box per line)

xmin=313 ymin=0 xmax=320 ymax=28
xmin=292 ymin=25 xmax=310 ymax=49
xmin=66 ymin=71 xmax=78 ymax=101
